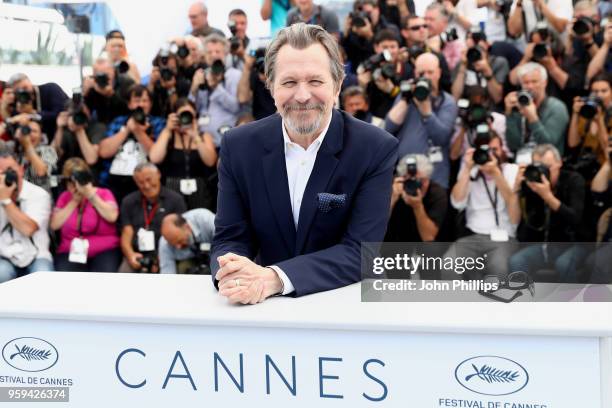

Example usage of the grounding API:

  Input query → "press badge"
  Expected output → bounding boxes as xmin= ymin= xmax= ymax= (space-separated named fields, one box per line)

xmin=180 ymin=179 xmax=198 ymax=195
xmin=198 ymin=115 xmax=211 ymax=127
xmin=428 ymin=146 xmax=443 ymax=163
xmin=137 ymin=228 xmax=156 ymax=252
xmin=49 ymin=175 xmax=59 ymax=188
xmin=490 ymin=227 xmax=509 ymax=242
xmin=69 ymin=238 xmax=89 ymax=264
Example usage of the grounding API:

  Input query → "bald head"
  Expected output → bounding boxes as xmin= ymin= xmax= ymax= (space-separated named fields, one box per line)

xmin=414 ymin=52 xmax=441 ymax=94
xmin=189 ymin=2 xmax=208 ymax=32
xmin=161 ymin=214 xmax=191 ymax=249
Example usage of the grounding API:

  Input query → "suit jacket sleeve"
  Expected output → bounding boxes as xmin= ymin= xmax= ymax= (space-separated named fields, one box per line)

xmin=210 ymin=133 xmax=258 ymax=284
xmin=275 ymin=136 xmax=398 ymax=297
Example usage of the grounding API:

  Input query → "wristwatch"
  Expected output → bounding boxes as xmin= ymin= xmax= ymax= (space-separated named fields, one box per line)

xmin=0 ymin=198 xmax=12 ymax=207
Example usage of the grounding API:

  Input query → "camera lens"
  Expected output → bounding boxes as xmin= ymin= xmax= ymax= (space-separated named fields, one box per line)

xmin=72 ymin=111 xmax=88 ymax=126
xmin=532 ymin=43 xmax=547 ymax=61
xmin=473 ymin=145 xmax=491 ymax=165
xmin=160 ymin=68 xmax=174 ymax=82
xmin=573 ymin=18 xmax=591 ymax=36
xmin=94 ymin=73 xmax=109 ymax=88
xmin=4 ymin=169 xmax=17 ymax=187
xmin=116 ymin=61 xmax=130 ymax=74
xmin=177 ymin=45 xmax=190 ymax=59
xmin=467 ymin=47 xmax=482 ymax=65
xmin=413 ymin=78 xmax=431 ymax=101
xmin=131 ymin=107 xmax=146 ymax=125
xmin=517 ymin=91 xmax=532 ymax=107
xmin=179 ymin=111 xmax=194 ymax=127
xmin=211 ymin=60 xmax=225 ymax=76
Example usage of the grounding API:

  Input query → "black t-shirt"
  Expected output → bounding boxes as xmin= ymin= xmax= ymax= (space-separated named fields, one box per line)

xmin=518 ymin=169 xmax=586 ymax=242
xmin=120 ymin=187 xmax=187 ymax=251
xmin=84 ymin=87 xmax=131 ymax=125
xmin=56 ymin=121 xmax=107 ymax=178
xmin=384 ymin=181 xmax=448 ymax=242
xmin=250 ymin=70 xmax=276 ymax=120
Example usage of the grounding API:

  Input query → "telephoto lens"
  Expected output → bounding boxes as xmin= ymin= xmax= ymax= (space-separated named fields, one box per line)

xmin=94 ymin=73 xmax=110 ymax=88
xmin=4 ymin=168 xmax=18 ymax=187
xmin=179 ymin=111 xmax=194 ymax=128
xmin=413 ymin=78 xmax=431 ymax=101
xmin=517 ymin=91 xmax=533 ymax=107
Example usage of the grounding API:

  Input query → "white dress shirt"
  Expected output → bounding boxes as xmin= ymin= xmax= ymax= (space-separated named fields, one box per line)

xmin=269 ymin=114 xmax=332 ymax=295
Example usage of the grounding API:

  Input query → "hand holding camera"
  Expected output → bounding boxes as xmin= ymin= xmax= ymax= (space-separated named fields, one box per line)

xmin=0 ymin=169 xmax=18 ymax=200
xmin=56 ymin=111 xmax=70 ymax=129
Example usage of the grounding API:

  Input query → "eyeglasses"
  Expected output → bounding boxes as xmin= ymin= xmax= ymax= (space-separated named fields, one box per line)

xmin=478 ymin=271 xmax=535 ymax=303
xmin=409 ymin=24 xmax=428 ymax=31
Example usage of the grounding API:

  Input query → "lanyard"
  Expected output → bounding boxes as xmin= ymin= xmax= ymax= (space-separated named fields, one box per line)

xmin=141 ymin=198 xmax=159 ymax=229
xmin=177 ymin=133 xmax=193 ymax=178
xmin=481 ymin=176 xmax=499 ymax=226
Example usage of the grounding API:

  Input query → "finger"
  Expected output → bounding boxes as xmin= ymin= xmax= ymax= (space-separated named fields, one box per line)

xmin=249 ymin=281 xmax=263 ymax=305
xmin=217 ymin=259 xmax=249 ymax=280
xmin=219 ymin=275 xmax=248 ymax=291
xmin=228 ymin=287 xmax=252 ymax=305
xmin=219 ymin=285 xmax=246 ymax=297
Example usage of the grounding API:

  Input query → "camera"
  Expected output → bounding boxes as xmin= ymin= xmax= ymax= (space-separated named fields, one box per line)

xmin=178 ymin=111 xmax=194 ymax=128
xmin=131 ymin=107 xmax=146 ymax=125
xmin=402 ymin=156 xmax=422 ymax=196
xmin=115 ymin=60 xmax=130 ymax=75
xmin=158 ymin=45 xmax=171 ymax=66
xmin=71 ymin=88 xmax=88 ymax=126
xmin=573 ymin=17 xmax=593 ymax=36
xmin=532 ymin=43 xmax=548 ymax=62
xmin=138 ymin=255 xmax=157 ymax=273
xmin=524 ymin=162 xmax=550 ymax=182
xmin=457 ymin=99 xmax=489 ymax=130
xmin=466 ymin=46 xmax=483 ymax=66
xmin=440 ymin=28 xmax=458 ymax=44
xmin=229 ymin=36 xmax=242 ymax=53
xmin=199 ymin=60 xmax=226 ymax=91
xmin=361 ymin=50 xmax=392 ymax=72
xmin=399 ymin=77 xmax=431 ymax=102
xmin=94 ymin=72 xmax=110 ymax=88
xmin=532 ymin=21 xmax=550 ymax=41
xmin=15 ymin=88 xmax=32 ymax=105
xmin=3 ymin=168 xmax=17 ymax=187
xmin=579 ymin=95 xmax=603 ymax=119
xmin=517 ymin=90 xmax=533 ymax=107
xmin=176 ymin=45 xmax=190 ymax=59
xmin=470 ymin=26 xmax=486 ymax=43
xmin=186 ymin=242 xmax=212 ymax=275
xmin=71 ymin=169 xmax=93 ymax=186
xmin=473 ymin=144 xmax=491 ymax=165
xmin=350 ymin=11 xmax=370 ymax=28
xmin=19 ymin=125 xmax=31 ymax=136
xmin=160 ymin=67 xmax=175 ymax=82
xmin=495 ymin=0 xmax=512 ymax=17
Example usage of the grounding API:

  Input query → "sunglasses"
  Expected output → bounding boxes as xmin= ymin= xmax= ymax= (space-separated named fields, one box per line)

xmin=409 ymin=24 xmax=428 ymax=31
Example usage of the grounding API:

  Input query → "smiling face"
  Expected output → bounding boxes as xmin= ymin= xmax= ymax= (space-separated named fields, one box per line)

xmin=271 ymin=43 xmax=339 ymax=138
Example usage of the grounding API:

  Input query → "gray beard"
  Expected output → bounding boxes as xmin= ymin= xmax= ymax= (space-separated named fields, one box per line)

xmin=283 ymin=106 xmax=325 ymax=136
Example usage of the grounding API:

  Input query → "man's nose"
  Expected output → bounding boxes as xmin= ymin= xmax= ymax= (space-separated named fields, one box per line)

xmin=294 ymin=82 xmax=311 ymax=103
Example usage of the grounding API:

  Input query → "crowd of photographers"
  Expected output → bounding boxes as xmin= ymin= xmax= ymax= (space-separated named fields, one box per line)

xmin=0 ymin=0 xmax=610 ymax=286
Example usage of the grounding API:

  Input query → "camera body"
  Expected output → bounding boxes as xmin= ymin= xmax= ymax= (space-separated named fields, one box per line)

xmin=524 ymin=162 xmax=550 ymax=183
xmin=372 ymin=63 xmax=397 ymax=83
xmin=402 ymin=156 xmax=422 ymax=196
xmin=3 ymin=168 xmax=18 ymax=187
xmin=71 ymin=169 xmax=94 ymax=186
xmin=138 ymin=254 xmax=158 ymax=273
xmin=15 ymin=88 xmax=32 ymax=105
xmin=440 ymin=28 xmax=458 ymax=44
xmin=532 ymin=43 xmax=549 ymax=62
xmin=579 ymin=96 xmax=603 ymax=119
xmin=199 ymin=60 xmax=226 ymax=91
xmin=399 ymin=77 xmax=431 ymax=102
xmin=573 ymin=17 xmax=594 ymax=36
xmin=473 ymin=144 xmax=491 ymax=165
xmin=178 ymin=111 xmax=194 ymax=129
xmin=361 ymin=50 xmax=392 ymax=72
xmin=94 ymin=72 xmax=110 ymax=88
xmin=517 ymin=90 xmax=533 ymax=107
xmin=115 ymin=60 xmax=130 ymax=75
xmin=457 ymin=99 xmax=490 ymax=130
xmin=350 ymin=11 xmax=370 ymax=28
xmin=186 ymin=243 xmax=212 ymax=275
xmin=131 ymin=107 xmax=147 ymax=125
xmin=71 ymin=88 xmax=88 ymax=127
xmin=466 ymin=46 xmax=483 ymax=66
xmin=160 ymin=67 xmax=175 ymax=82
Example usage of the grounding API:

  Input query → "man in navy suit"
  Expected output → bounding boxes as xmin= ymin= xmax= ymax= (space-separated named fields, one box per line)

xmin=212 ymin=23 xmax=398 ymax=303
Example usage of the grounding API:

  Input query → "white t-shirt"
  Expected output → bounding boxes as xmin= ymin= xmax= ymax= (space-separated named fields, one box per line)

xmin=450 ymin=0 xmax=481 ymax=40
xmin=451 ymin=162 xmax=519 ymax=237
xmin=509 ymin=0 xmax=573 ymax=48
xmin=0 ymin=180 xmax=52 ymax=265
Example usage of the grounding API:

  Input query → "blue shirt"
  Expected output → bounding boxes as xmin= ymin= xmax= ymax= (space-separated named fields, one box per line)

xmin=384 ymin=92 xmax=457 ymax=189
xmin=159 ymin=208 xmax=216 ymax=274
xmin=98 ymin=114 xmax=166 ymax=186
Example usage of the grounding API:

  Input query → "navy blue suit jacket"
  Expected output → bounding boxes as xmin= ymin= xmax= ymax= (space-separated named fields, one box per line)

xmin=211 ymin=109 xmax=398 ymax=296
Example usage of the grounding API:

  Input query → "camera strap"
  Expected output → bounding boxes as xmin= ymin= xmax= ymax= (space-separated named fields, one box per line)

xmin=481 ymin=175 xmax=500 ymax=226
xmin=177 ymin=132 xmax=193 ymax=178
xmin=141 ymin=198 xmax=159 ymax=230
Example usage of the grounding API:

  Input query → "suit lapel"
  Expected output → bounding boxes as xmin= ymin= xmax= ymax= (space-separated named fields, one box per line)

xmin=262 ymin=115 xmax=296 ymax=255
xmin=295 ymin=110 xmax=344 ymax=254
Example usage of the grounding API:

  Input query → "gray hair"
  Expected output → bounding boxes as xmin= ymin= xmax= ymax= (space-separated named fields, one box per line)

xmin=341 ymin=85 xmax=368 ymax=103
xmin=425 ymin=2 xmax=450 ymax=21
xmin=7 ymin=73 xmax=29 ymax=88
xmin=532 ymin=144 xmax=561 ymax=162
xmin=574 ymin=0 xmax=597 ymax=16
xmin=517 ymin=62 xmax=548 ymax=83
xmin=396 ymin=154 xmax=434 ymax=178
xmin=133 ymin=162 xmax=159 ymax=174
xmin=265 ymin=23 xmax=346 ymax=92
xmin=203 ymin=33 xmax=228 ymax=53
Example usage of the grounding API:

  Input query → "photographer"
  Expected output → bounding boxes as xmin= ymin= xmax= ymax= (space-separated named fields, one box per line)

xmin=586 ymin=19 xmax=612 ymax=84
xmin=584 ymin=150 xmax=612 ymax=283
xmin=188 ymin=1 xmax=225 ymax=38
xmin=118 ymin=163 xmax=187 ymax=273
xmin=357 ymin=29 xmax=405 ymax=118
xmin=341 ymin=0 xmax=398 ymax=72
xmin=149 ymin=51 xmax=191 ymax=118
xmin=83 ymin=57 xmax=133 ymax=125
xmin=191 ymin=34 xmax=242 ymax=147
xmin=0 ymin=152 xmax=53 ymax=283
xmin=505 ymin=62 xmax=569 ymax=156
xmin=477 ymin=0 xmax=512 ymax=43
xmin=99 ymin=85 xmax=166 ymax=204
xmin=507 ymin=0 xmax=573 ymax=48
xmin=237 ymin=47 xmax=276 ymax=120
xmin=149 ymin=99 xmax=218 ymax=211
xmin=226 ymin=9 xmax=250 ymax=71
xmin=51 ymin=158 xmax=120 ymax=272
xmin=2 ymin=73 xmax=67 ymax=139
xmin=425 ymin=2 xmax=465 ymax=70
xmin=566 ymin=73 xmax=612 ymax=182
xmin=104 ymin=30 xmax=141 ymax=84
xmin=508 ymin=144 xmax=586 ymax=282
xmin=53 ymin=98 xmax=105 ymax=180
xmin=159 ymin=210 xmax=215 ymax=274
xmin=13 ymin=119 xmax=57 ymax=194
xmin=452 ymin=28 xmax=509 ymax=104
xmin=386 ymin=53 xmax=458 ymax=189
xmin=341 ymin=85 xmax=385 ymax=127
xmin=172 ymin=36 xmax=206 ymax=83
xmin=286 ymin=0 xmax=340 ymax=38
xmin=386 ymin=154 xmax=448 ymax=242
xmin=444 ymin=133 xmax=520 ymax=280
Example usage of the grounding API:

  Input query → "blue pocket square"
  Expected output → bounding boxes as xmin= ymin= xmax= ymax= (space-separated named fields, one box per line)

xmin=317 ymin=193 xmax=347 ymax=213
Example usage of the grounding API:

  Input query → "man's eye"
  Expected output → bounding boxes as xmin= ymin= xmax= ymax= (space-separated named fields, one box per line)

xmin=283 ymin=81 xmax=296 ymax=86
xmin=309 ymin=80 xmax=323 ymax=85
